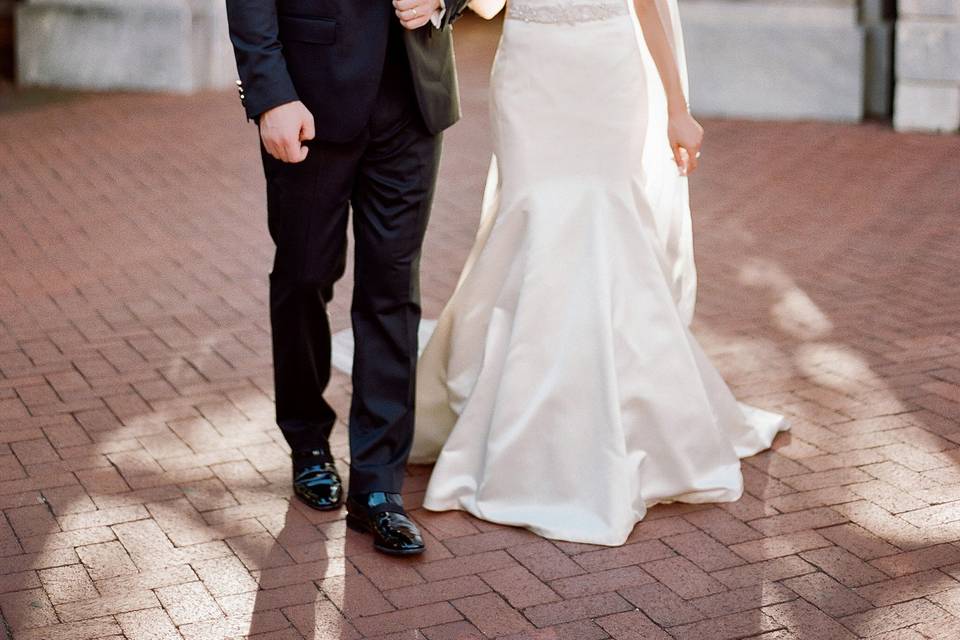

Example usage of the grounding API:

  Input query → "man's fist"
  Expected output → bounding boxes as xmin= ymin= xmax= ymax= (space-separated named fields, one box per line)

xmin=394 ymin=0 xmax=442 ymax=30
xmin=259 ymin=101 xmax=315 ymax=163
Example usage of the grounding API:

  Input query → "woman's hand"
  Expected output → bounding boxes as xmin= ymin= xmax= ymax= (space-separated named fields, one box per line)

xmin=668 ymin=110 xmax=704 ymax=176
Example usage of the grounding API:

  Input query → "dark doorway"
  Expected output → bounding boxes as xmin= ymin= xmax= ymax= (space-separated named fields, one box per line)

xmin=0 ymin=0 xmax=14 ymax=80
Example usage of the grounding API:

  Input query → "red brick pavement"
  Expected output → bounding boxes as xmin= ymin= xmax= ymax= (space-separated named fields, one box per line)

xmin=2 ymin=15 xmax=960 ymax=640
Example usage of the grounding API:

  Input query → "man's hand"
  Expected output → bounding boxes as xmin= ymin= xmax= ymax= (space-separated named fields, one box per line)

xmin=394 ymin=0 xmax=442 ymax=30
xmin=259 ymin=101 xmax=315 ymax=163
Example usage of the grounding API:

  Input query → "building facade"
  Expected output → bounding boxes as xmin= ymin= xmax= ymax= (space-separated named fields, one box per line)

xmin=4 ymin=0 xmax=959 ymax=132
xmin=680 ymin=0 xmax=958 ymax=133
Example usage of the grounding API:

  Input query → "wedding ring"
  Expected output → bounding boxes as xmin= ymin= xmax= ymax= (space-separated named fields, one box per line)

xmin=412 ymin=8 xmax=419 ymax=16
xmin=695 ymin=151 xmax=702 ymax=159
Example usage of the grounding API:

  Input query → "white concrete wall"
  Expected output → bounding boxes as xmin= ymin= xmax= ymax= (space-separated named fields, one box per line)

xmin=894 ymin=0 xmax=960 ymax=132
xmin=15 ymin=0 xmax=236 ymax=92
xmin=678 ymin=0 xmax=878 ymax=122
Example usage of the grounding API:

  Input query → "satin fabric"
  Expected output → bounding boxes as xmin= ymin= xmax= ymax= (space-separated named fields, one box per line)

xmin=412 ymin=0 xmax=788 ymax=546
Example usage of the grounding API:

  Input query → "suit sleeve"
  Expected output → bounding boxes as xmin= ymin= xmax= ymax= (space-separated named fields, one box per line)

xmin=226 ymin=0 xmax=301 ymax=120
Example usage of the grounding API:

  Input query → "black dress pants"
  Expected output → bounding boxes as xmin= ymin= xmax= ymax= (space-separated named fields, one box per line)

xmin=262 ymin=26 xmax=441 ymax=496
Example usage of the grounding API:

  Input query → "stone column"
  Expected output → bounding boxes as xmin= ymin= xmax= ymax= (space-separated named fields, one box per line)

xmin=894 ymin=0 xmax=960 ymax=132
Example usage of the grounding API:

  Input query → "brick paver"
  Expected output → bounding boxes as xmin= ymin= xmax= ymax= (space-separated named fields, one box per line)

xmin=1 ymin=15 xmax=960 ymax=640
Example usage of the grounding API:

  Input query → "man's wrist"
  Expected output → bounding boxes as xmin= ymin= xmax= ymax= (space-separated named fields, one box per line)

xmin=245 ymin=79 xmax=300 ymax=122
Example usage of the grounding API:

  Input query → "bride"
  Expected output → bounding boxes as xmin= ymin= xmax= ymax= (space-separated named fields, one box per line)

xmin=410 ymin=0 xmax=788 ymax=545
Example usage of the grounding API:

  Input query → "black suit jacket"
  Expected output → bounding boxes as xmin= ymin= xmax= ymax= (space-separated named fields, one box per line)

xmin=226 ymin=0 xmax=472 ymax=143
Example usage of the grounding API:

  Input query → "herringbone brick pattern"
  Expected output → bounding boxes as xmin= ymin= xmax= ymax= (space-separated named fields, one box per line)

xmin=1 ymin=16 xmax=959 ymax=640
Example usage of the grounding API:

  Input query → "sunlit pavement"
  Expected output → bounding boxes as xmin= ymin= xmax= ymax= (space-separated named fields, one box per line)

xmin=2 ymin=15 xmax=960 ymax=640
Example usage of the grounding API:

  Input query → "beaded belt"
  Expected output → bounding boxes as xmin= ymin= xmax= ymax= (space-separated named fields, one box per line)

xmin=507 ymin=2 xmax=629 ymax=25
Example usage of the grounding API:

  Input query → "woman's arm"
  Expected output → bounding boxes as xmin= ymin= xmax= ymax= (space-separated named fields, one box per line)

xmin=633 ymin=0 xmax=704 ymax=175
xmin=468 ymin=0 xmax=506 ymax=19
xmin=634 ymin=0 xmax=686 ymax=116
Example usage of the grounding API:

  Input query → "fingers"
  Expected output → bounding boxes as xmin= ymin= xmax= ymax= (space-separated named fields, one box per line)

xmin=687 ymin=131 xmax=703 ymax=174
xmin=686 ymin=142 xmax=701 ymax=175
xmin=400 ymin=14 xmax=432 ymax=29
xmin=258 ymin=101 xmax=315 ymax=163
xmin=300 ymin=111 xmax=316 ymax=142
xmin=673 ymin=144 xmax=703 ymax=176
xmin=261 ymin=132 xmax=285 ymax=163
xmin=288 ymin=107 xmax=314 ymax=162
xmin=282 ymin=136 xmax=305 ymax=164
xmin=293 ymin=144 xmax=309 ymax=163
xmin=674 ymin=144 xmax=694 ymax=176
xmin=261 ymin=130 xmax=306 ymax=163
xmin=393 ymin=0 xmax=435 ymax=28
xmin=672 ymin=144 xmax=684 ymax=170
xmin=261 ymin=121 xmax=313 ymax=164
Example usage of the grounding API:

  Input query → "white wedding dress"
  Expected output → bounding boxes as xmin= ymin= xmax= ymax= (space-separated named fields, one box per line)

xmin=411 ymin=0 xmax=788 ymax=546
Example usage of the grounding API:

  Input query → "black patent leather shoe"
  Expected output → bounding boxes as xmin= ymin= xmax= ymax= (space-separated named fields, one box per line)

xmin=291 ymin=449 xmax=342 ymax=511
xmin=345 ymin=492 xmax=425 ymax=556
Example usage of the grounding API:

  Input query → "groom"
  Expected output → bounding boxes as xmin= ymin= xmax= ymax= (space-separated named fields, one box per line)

xmin=226 ymin=0 xmax=470 ymax=555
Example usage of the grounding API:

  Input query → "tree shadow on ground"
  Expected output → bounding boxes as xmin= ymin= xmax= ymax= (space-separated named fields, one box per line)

xmin=2 ymin=16 xmax=960 ymax=640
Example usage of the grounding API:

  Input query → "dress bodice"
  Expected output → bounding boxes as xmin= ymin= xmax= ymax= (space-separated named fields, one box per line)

xmin=506 ymin=0 xmax=630 ymax=24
